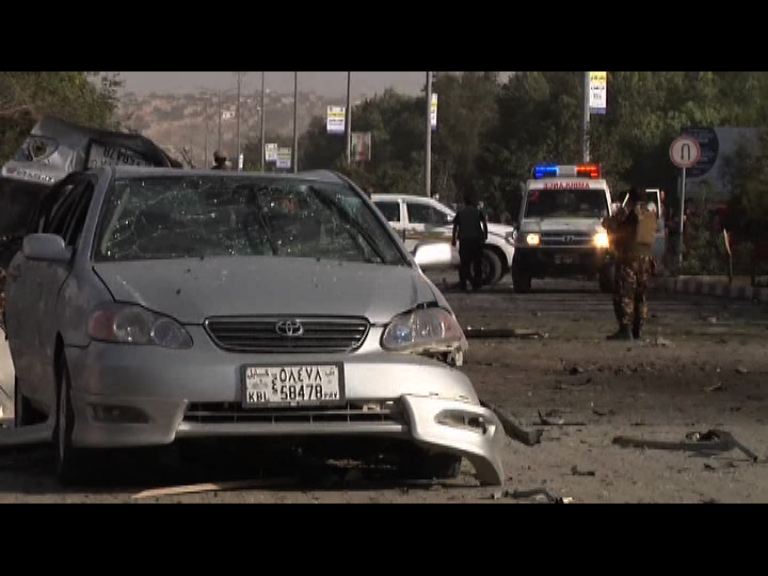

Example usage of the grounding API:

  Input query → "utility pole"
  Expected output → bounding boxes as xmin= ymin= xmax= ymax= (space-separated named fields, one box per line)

xmin=582 ymin=71 xmax=590 ymax=162
xmin=260 ymin=71 xmax=266 ymax=171
xmin=235 ymin=72 xmax=242 ymax=171
xmin=425 ymin=71 xmax=432 ymax=197
xmin=203 ymin=98 xmax=209 ymax=167
xmin=345 ymin=71 xmax=352 ymax=166
xmin=217 ymin=89 xmax=223 ymax=153
xmin=293 ymin=71 xmax=299 ymax=174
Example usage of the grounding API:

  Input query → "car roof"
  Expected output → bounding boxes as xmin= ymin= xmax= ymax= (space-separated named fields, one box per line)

xmin=370 ymin=194 xmax=440 ymax=202
xmin=104 ymin=166 xmax=350 ymax=184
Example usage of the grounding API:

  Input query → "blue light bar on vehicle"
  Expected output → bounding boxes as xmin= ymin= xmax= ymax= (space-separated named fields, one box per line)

xmin=533 ymin=164 xmax=559 ymax=179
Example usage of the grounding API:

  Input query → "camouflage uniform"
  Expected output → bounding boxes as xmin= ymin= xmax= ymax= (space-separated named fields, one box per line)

xmin=604 ymin=203 xmax=657 ymax=337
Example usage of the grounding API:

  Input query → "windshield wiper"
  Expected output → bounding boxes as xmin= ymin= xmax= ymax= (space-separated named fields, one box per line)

xmin=306 ymin=185 xmax=387 ymax=263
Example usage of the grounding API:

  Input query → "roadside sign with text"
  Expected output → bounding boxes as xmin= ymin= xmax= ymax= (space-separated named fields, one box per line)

xmin=276 ymin=147 xmax=292 ymax=169
xmin=265 ymin=143 xmax=278 ymax=163
xmin=589 ymin=72 xmax=607 ymax=115
xmin=326 ymin=105 xmax=346 ymax=134
xmin=351 ymin=132 xmax=371 ymax=162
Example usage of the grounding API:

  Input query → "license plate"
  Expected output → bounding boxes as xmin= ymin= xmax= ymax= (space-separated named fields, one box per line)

xmin=555 ymin=254 xmax=575 ymax=264
xmin=242 ymin=364 xmax=344 ymax=407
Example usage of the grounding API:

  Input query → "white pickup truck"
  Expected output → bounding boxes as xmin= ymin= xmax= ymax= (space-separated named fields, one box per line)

xmin=371 ymin=194 xmax=516 ymax=286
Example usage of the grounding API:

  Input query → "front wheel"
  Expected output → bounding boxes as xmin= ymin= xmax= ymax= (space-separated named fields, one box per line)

xmin=481 ymin=248 xmax=503 ymax=286
xmin=398 ymin=447 xmax=462 ymax=481
xmin=56 ymin=358 xmax=86 ymax=485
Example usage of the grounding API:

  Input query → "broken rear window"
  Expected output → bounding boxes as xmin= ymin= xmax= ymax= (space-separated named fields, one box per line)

xmin=95 ymin=175 xmax=405 ymax=265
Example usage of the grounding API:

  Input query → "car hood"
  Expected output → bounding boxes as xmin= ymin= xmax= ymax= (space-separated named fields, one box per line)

xmin=521 ymin=218 xmax=602 ymax=234
xmin=487 ymin=222 xmax=515 ymax=236
xmin=93 ymin=257 xmax=436 ymax=325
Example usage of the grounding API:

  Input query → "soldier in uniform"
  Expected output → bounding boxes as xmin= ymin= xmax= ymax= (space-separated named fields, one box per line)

xmin=603 ymin=186 xmax=658 ymax=341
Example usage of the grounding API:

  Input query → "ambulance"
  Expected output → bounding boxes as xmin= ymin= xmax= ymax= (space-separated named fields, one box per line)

xmin=512 ymin=163 xmax=614 ymax=293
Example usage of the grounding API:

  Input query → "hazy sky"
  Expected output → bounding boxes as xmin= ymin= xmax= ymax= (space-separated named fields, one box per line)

xmin=119 ymin=72 xmax=430 ymax=99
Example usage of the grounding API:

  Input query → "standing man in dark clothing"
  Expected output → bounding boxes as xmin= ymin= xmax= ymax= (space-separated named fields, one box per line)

xmin=603 ymin=186 xmax=658 ymax=340
xmin=452 ymin=192 xmax=488 ymax=292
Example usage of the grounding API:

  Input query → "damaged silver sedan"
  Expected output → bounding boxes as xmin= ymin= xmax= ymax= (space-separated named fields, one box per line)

xmin=3 ymin=168 xmax=504 ymax=485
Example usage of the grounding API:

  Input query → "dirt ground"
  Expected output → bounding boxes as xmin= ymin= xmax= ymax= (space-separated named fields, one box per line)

xmin=1 ymin=274 xmax=767 ymax=503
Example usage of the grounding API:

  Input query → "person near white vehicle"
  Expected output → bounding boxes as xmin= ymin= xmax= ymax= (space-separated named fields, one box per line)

xmin=370 ymin=193 xmax=515 ymax=286
xmin=451 ymin=192 xmax=488 ymax=292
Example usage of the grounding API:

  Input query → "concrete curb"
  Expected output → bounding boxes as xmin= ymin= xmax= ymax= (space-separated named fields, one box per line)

xmin=656 ymin=276 xmax=768 ymax=303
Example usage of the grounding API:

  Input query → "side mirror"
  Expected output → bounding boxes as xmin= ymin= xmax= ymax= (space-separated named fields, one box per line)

xmin=414 ymin=242 xmax=454 ymax=270
xmin=22 ymin=234 xmax=71 ymax=263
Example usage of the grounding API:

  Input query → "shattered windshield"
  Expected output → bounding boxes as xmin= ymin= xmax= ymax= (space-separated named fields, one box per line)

xmin=525 ymin=188 xmax=608 ymax=219
xmin=95 ymin=176 xmax=405 ymax=265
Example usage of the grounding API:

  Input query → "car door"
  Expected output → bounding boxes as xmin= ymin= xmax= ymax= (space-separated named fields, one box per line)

xmin=404 ymin=200 xmax=454 ymax=252
xmin=28 ymin=175 xmax=94 ymax=411
xmin=373 ymin=198 xmax=405 ymax=240
xmin=37 ymin=176 xmax=96 ymax=411
xmin=4 ymin=176 xmax=79 ymax=400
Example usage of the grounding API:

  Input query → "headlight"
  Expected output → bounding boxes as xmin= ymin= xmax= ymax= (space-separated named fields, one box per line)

xmin=593 ymin=231 xmax=610 ymax=249
xmin=88 ymin=303 xmax=193 ymax=349
xmin=382 ymin=307 xmax=465 ymax=352
xmin=526 ymin=233 xmax=541 ymax=246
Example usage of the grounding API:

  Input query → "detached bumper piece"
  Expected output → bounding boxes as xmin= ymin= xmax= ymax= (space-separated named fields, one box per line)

xmin=401 ymin=395 xmax=505 ymax=486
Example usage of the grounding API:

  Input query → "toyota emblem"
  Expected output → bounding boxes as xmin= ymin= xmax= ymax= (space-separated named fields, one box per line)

xmin=275 ymin=319 xmax=304 ymax=337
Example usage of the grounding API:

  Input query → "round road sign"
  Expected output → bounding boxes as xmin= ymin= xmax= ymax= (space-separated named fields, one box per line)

xmin=670 ymin=136 xmax=701 ymax=168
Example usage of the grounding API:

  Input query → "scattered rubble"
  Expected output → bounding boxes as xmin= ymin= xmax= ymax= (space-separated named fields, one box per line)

xmin=613 ymin=429 xmax=759 ymax=462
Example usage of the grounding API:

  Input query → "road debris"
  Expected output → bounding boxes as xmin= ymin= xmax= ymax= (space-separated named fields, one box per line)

xmin=568 ymin=365 xmax=585 ymax=375
xmin=132 ymin=478 xmax=296 ymax=500
xmin=653 ymin=337 xmax=673 ymax=347
xmin=613 ymin=429 xmax=759 ymax=462
xmin=706 ymin=383 xmax=725 ymax=393
xmin=465 ymin=326 xmax=547 ymax=339
xmin=591 ymin=407 xmax=614 ymax=417
xmin=490 ymin=487 xmax=573 ymax=504
xmin=538 ymin=409 xmax=586 ymax=427
xmin=570 ymin=465 xmax=596 ymax=477
xmin=481 ymin=400 xmax=542 ymax=446
xmin=735 ymin=366 xmax=749 ymax=375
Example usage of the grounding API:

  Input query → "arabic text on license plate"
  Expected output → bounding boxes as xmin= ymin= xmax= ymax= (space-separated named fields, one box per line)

xmin=243 ymin=365 xmax=343 ymax=406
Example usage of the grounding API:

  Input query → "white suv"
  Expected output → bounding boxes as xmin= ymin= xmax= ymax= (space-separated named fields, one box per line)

xmin=371 ymin=194 xmax=516 ymax=286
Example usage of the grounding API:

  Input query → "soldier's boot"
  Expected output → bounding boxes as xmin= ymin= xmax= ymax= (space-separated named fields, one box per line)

xmin=607 ymin=325 xmax=634 ymax=341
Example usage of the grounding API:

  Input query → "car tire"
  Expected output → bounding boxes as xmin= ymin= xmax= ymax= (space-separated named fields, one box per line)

xmin=399 ymin=447 xmax=462 ymax=481
xmin=599 ymin=264 xmax=615 ymax=293
xmin=512 ymin=266 xmax=532 ymax=293
xmin=481 ymin=248 xmax=503 ymax=286
xmin=14 ymin=377 xmax=34 ymax=427
xmin=55 ymin=358 xmax=86 ymax=485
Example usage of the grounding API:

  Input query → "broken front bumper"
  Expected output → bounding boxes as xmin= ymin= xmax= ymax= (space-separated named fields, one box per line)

xmin=65 ymin=336 xmax=506 ymax=485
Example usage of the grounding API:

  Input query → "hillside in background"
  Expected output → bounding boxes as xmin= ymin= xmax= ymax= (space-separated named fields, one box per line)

xmin=118 ymin=89 xmax=353 ymax=167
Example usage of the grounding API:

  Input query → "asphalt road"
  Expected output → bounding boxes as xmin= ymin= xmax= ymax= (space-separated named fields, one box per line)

xmin=1 ymin=275 xmax=767 ymax=503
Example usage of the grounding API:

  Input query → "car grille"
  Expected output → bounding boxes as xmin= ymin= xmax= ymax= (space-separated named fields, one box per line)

xmin=540 ymin=233 xmax=593 ymax=247
xmin=205 ymin=317 xmax=370 ymax=353
xmin=184 ymin=402 xmax=401 ymax=425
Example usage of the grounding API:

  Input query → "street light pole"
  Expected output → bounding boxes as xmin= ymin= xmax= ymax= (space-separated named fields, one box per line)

xmin=217 ymin=89 xmax=222 ymax=153
xmin=425 ymin=71 xmax=432 ymax=198
xmin=260 ymin=71 xmax=266 ymax=172
xmin=582 ymin=71 xmax=590 ymax=163
xmin=345 ymin=71 xmax=352 ymax=166
xmin=293 ymin=71 xmax=299 ymax=174
xmin=235 ymin=72 xmax=242 ymax=171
